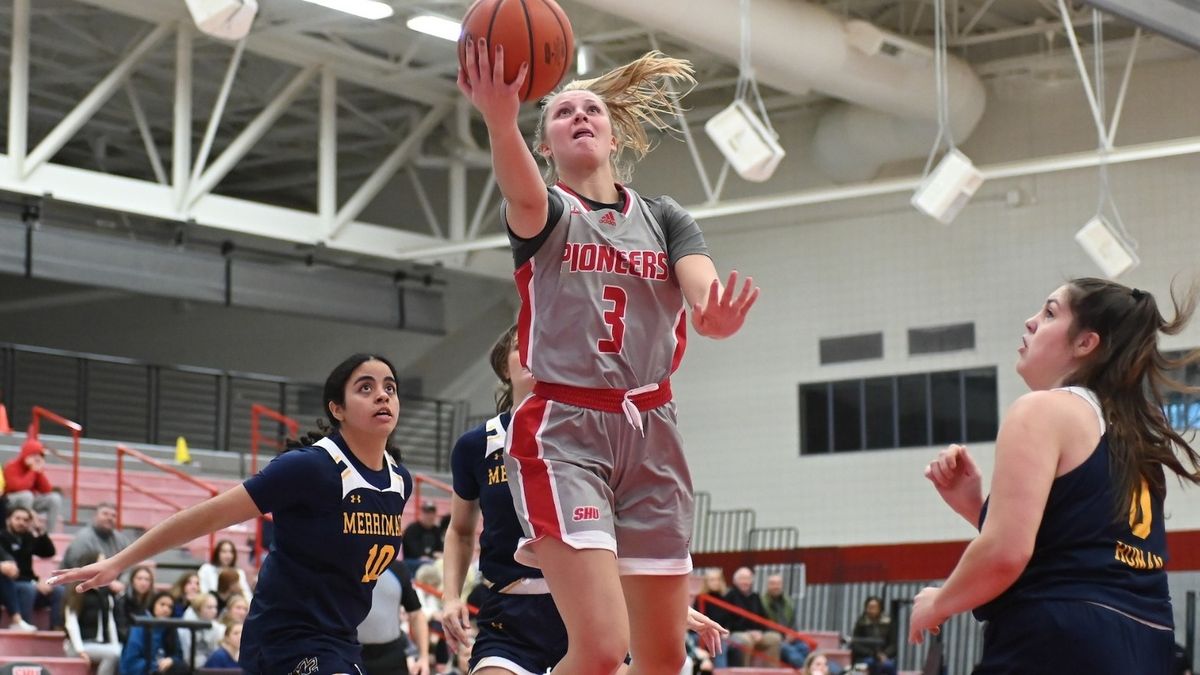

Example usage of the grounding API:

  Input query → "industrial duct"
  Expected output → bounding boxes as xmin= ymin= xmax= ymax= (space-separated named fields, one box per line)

xmin=575 ymin=0 xmax=986 ymax=182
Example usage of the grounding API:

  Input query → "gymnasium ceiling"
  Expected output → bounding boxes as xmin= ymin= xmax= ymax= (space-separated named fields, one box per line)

xmin=0 ymin=0 xmax=1185 ymax=274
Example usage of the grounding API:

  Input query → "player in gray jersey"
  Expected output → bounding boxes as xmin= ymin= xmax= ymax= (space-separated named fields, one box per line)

xmin=459 ymin=45 xmax=758 ymax=675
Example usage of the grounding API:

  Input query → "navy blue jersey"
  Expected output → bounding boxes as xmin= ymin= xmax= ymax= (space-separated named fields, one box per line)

xmin=450 ymin=413 xmax=542 ymax=588
xmin=240 ymin=433 xmax=412 ymax=672
xmin=975 ymin=390 xmax=1171 ymax=626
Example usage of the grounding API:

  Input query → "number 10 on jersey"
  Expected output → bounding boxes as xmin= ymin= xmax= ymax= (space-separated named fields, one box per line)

xmin=361 ymin=544 xmax=396 ymax=583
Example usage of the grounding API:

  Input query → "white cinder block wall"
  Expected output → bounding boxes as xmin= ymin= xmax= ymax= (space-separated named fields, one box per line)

xmin=648 ymin=48 xmax=1200 ymax=546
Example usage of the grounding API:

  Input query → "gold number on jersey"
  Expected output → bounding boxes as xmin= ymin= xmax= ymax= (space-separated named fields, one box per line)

xmin=361 ymin=544 xmax=396 ymax=583
xmin=1128 ymin=477 xmax=1152 ymax=540
xmin=597 ymin=285 xmax=628 ymax=354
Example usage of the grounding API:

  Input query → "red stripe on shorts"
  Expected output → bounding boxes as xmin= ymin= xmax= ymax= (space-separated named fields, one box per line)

xmin=514 ymin=260 xmax=534 ymax=370
xmin=508 ymin=396 xmax=563 ymax=540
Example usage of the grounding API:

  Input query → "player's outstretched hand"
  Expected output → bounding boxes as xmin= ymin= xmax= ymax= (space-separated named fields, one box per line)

xmin=687 ymin=606 xmax=729 ymax=655
xmin=48 ymin=558 xmax=122 ymax=593
xmin=908 ymin=586 xmax=944 ymax=644
xmin=692 ymin=270 xmax=760 ymax=339
xmin=457 ymin=37 xmax=528 ymax=129
xmin=924 ymin=443 xmax=984 ymax=523
xmin=441 ymin=595 xmax=473 ymax=654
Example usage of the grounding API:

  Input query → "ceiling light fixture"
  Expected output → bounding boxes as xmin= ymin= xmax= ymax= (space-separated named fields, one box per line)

xmin=406 ymin=14 xmax=462 ymax=41
xmin=297 ymin=0 xmax=394 ymax=21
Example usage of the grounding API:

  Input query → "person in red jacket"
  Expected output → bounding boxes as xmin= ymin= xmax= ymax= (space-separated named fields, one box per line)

xmin=3 ymin=437 xmax=63 ymax=533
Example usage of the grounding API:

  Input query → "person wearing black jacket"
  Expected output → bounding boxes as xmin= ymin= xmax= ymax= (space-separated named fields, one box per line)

xmin=722 ymin=567 xmax=781 ymax=667
xmin=0 ymin=505 xmax=62 ymax=629
xmin=64 ymin=551 xmax=122 ymax=675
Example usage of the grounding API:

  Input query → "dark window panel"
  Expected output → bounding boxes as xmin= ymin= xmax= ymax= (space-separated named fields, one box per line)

xmin=799 ymin=383 xmax=831 ymax=455
xmin=964 ymin=368 xmax=1000 ymax=441
xmin=864 ymin=377 xmax=896 ymax=449
xmin=819 ymin=332 xmax=883 ymax=365
xmin=832 ymin=380 xmax=863 ymax=452
xmin=931 ymin=370 xmax=964 ymax=445
xmin=898 ymin=374 xmax=930 ymax=447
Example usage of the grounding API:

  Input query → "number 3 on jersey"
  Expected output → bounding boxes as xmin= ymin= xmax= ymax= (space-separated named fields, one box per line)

xmin=361 ymin=544 xmax=396 ymax=583
xmin=597 ymin=285 xmax=628 ymax=354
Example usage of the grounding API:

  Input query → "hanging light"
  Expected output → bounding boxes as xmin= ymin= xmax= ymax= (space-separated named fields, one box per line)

xmin=297 ymin=0 xmax=394 ymax=21
xmin=406 ymin=14 xmax=462 ymax=41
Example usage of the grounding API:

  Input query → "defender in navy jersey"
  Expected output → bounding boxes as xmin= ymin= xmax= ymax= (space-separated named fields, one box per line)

xmin=50 ymin=354 xmax=413 ymax=675
xmin=441 ymin=326 xmax=568 ymax=675
xmin=461 ymin=45 xmax=758 ymax=675
xmin=912 ymin=279 xmax=1200 ymax=674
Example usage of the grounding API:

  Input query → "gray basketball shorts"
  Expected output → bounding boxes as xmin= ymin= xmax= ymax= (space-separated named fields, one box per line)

xmin=503 ymin=392 xmax=695 ymax=575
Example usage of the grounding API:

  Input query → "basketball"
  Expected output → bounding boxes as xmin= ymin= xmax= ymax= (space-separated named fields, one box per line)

xmin=458 ymin=0 xmax=574 ymax=102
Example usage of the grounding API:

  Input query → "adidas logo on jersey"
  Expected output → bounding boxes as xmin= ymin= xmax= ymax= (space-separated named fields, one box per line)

xmin=598 ymin=211 xmax=617 ymax=226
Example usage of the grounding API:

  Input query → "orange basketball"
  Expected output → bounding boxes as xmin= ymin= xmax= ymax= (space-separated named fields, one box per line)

xmin=459 ymin=0 xmax=574 ymax=102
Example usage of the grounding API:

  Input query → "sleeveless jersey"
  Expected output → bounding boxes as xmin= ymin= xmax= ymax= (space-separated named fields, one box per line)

xmin=241 ymin=433 xmax=412 ymax=665
xmin=974 ymin=387 xmax=1172 ymax=626
xmin=514 ymin=183 xmax=689 ymax=390
xmin=450 ymin=412 xmax=543 ymax=589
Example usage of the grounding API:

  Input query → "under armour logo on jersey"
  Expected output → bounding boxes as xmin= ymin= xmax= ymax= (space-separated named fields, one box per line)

xmin=572 ymin=506 xmax=601 ymax=521
xmin=570 ymin=206 xmax=582 ymax=215
xmin=599 ymin=211 xmax=617 ymax=226
xmin=349 ymin=494 xmax=362 ymax=504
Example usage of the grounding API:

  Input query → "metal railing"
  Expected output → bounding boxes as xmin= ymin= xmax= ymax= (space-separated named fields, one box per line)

xmin=115 ymin=443 xmax=219 ymax=560
xmin=30 ymin=405 xmax=83 ymax=524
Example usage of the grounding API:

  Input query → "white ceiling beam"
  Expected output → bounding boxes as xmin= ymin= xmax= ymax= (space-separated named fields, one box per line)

xmin=173 ymin=23 xmax=192 ymax=209
xmin=190 ymin=38 xmax=247 ymax=191
xmin=319 ymin=67 xmax=338 ymax=231
xmin=24 ymin=22 xmax=172 ymax=177
xmin=186 ymin=64 xmax=319 ymax=208
xmin=331 ymin=101 xmax=453 ymax=239
xmin=387 ymin=133 xmax=1200 ymax=260
xmin=0 ymin=152 xmax=519 ymax=278
xmin=70 ymin=0 xmax=457 ymax=107
xmin=123 ymin=82 xmax=167 ymax=184
xmin=8 ymin=0 xmax=31 ymax=175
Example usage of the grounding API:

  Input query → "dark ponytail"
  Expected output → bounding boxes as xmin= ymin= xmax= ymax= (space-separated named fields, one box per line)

xmin=489 ymin=324 xmax=519 ymax=415
xmin=1064 ymin=278 xmax=1200 ymax=518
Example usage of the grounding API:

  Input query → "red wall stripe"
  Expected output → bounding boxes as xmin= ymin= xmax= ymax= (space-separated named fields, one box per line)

xmin=693 ymin=530 xmax=1200 ymax=584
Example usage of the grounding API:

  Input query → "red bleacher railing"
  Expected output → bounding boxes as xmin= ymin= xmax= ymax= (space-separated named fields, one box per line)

xmin=411 ymin=473 xmax=454 ymax=512
xmin=30 ymin=405 xmax=84 ymax=524
xmin=249 ymin=404 xmax=299 ymax=476
xmin=695 ymin=592 xmax=820 ymax=652
xmin=115 ymin=443 xmax=220 ymax=560
xmin=249 ymin=404 xmax=299 ymax=566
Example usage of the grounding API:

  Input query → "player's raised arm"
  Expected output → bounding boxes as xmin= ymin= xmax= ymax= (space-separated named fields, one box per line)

xmin=49 ymin=485 xmax=261 ymax=592
xmin=458 ymin=39 xmax=548 ymax=239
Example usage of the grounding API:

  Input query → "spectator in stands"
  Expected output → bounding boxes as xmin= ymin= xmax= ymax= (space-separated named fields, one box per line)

xmin=61 ymin=503 xmax=131 ymax=588
xmin=850 ymin=596 xmax=896 ymax=675
xmin=414 ymin=562 xmax=451 ymax=671
xmin=1 ymin=505 xmax=63 ymax=629
xmin=3 ymin=437 xmax=63 ymax=532
xmin=114 ymin=564 xmax=155 ymax=644
xmin=204 ymin=619 xmax=243 ymax=669
xmin=0 ymin=539 xmax=35 ymax=631
xmin=120 ymin=590 xmax=188 ymax=675
xmin=802 ymin=651 xmax=831 ymax=675
xmin=168 ymin=570 xmax=200 ymax=618
xmin=180 ymin=590 xmax=223 ymax=668
xmin=214 ymin=567 xmax=251 ymax=614
xmin=199 ymin=539 xmax=253 ymax=602
xmin=63 ymin=550 xmax=121 ymax=675
xmin=723 ymin=567 xmax=781 ymax=667
xmin=402 ymin=501 xmax=444 ymax=575
xmin=219 ymin=592 xmax=250 ymax=625
xmin=693 ymin=569 xmax=732 ymax=667
xmin=761 ymin=573 xmax=809 ymax=668
xmin=358 ymin=560 xmax=430 ymax=675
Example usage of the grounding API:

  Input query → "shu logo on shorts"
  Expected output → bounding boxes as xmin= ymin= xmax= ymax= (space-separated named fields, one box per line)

xmin=572 ymin=506 xmax=601 ymax=521
xmin=598 ymin=211 xmax=617 ymax=226
xmin=291 ymin=657 xmax=319 ymax=675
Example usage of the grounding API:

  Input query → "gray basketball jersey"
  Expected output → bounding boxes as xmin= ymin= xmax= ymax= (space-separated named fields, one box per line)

xmin=514 ymin=184 xmax=689 ymax=390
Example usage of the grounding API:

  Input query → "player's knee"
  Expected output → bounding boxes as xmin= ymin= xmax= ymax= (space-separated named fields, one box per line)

xmin=569 ymin=637 xmax=628 ymax=675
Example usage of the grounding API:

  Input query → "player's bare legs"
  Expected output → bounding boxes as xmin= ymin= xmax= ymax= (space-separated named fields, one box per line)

xmin=623 ymin=574 xmax=690 ymax=675
xmin=533 ymin=538 xmax=630 ymax=675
